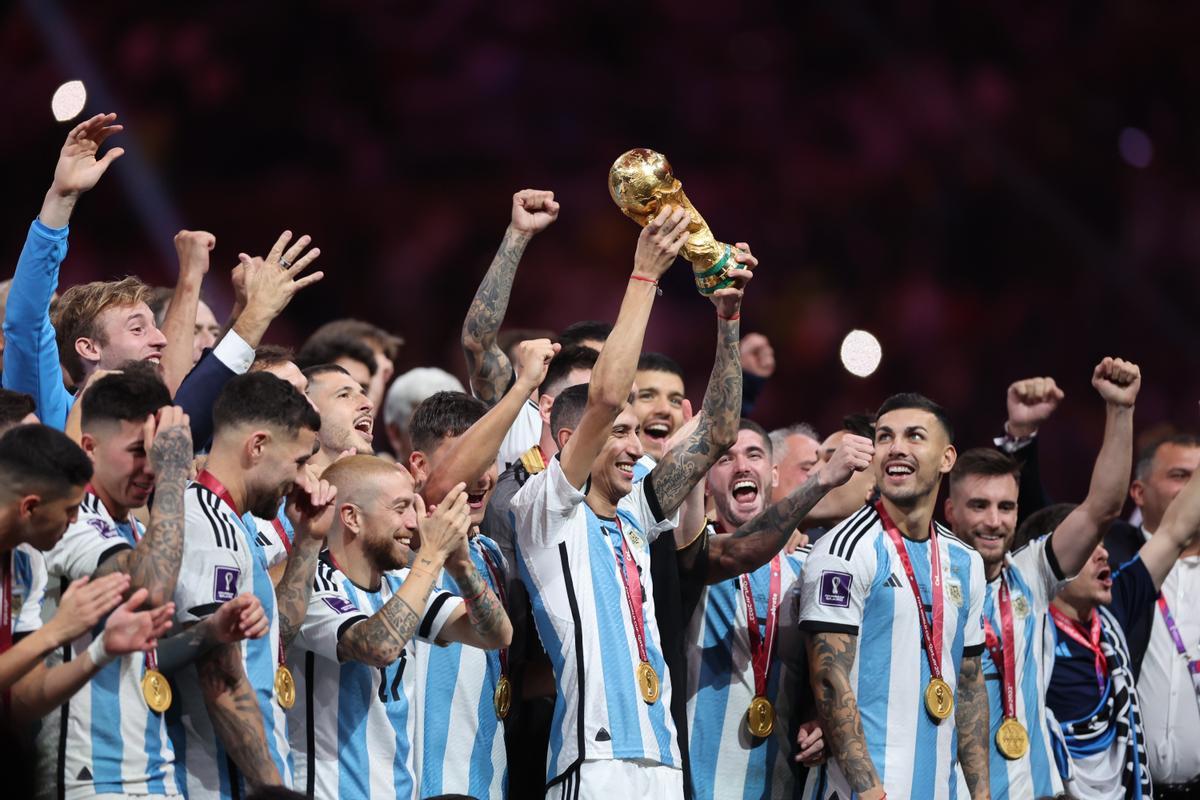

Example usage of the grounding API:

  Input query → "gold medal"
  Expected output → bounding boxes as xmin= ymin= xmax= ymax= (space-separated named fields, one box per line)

xmin=636 ymin=661 xmax=660 ymax=704
xmin=746 ymin=695 xmax=775 ymax=738
xmin=142 ymin=669 xmax=172 ymax=713
xmin=996 ymin=717 xmax=1029 ymax=760
xmin=275 ymin=665 xmax=296 ymax=709
xmin=493 ymin=675 xmax=512 ymax=720
xmin=924 ymin=676 xmax=954 ymax=721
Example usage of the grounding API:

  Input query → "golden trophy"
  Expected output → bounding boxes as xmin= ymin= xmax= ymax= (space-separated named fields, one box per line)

xmin=609 ymin=148 xmax=738 ymax=295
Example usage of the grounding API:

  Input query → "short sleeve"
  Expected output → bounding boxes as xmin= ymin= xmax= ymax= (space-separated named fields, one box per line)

xmin=417 ymin=585 xmax=464 ymax=644
xmin=12 ymin=545 xmax=47 ymax=635
xmin=510 ymin=457 xmax=586 ymax=550
xmin=962 ymin=549 xmax=987 ymax=654
xmin=249 ymin=515 xmax=289 ymax=570
xmin=174 ymin=491 xmax=250 ymax=623
xmin=44 ymin=515 xmax=133 ymax=580
xmin=296 ymin=567 xmax=369 ymax=662
xmin=1009 ymin=532 xmax=1068 ymax=610
xmin=621 ymin=473 xmax=680 ymax=544
xmin=799 ymin=532 xmax=877 ymax=636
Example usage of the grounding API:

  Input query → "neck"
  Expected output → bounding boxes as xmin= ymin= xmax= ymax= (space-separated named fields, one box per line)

xmin=330 ymin=533 xmax=380 ymax=591
xmin=1052 ymin=593 xmax=1095 ymax=623
xmin=880 ymin=492 xmax=936 ymax=541
xmin=0 ymin=507 xmax=20 ymax=553
xmin=90 ymin=479 xmax=130 ymax=522
xmin=585 ymin=484 xmax=617 ymax=519
xmin=538 ymin=425 xmax=558 ymax=458
xmin=984 ymin=558 xmax=1004 ymax=582
xmin=201 ymin=448 xmax=249 ymax=514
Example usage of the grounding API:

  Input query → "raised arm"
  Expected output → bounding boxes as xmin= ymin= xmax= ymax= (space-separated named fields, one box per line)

xmin=93 ymin=407 xmax=193 ymax=605
xmin=438 ymin=543 xmax=513 ymax=649
xmin=1050 ymin=358 xmax=1139 ymax=576
xmin=1139 ymin=442 xmax=1200 ymax=587
xmin=229 ymin=231 xmax=324 ymax=350
xmin=421 ymin=338 xmax=558 ymax=502
xmin=276 ymin=475 xmax=337 ymax=647
xmin=462 ymin=190 xmax=560 ymax=406
xmin=196 ymin=642 xmax=282 ymax=788
xmin=809 ymin=632 xmax=884 ymax=799
xmin=955 ymin=654 xmax=990 ymax=799
xmin=701 ymin=434 xmax=873 ymax=583
xmin=4 ymin=114 xmax=125 ymax=429
xmin=558 ymin=207 xmax=689 ymax=487
xmin=647 ymin=246 xmax=757 ymax=515
xmin=158 ymin=231 xmax=215 ymax=395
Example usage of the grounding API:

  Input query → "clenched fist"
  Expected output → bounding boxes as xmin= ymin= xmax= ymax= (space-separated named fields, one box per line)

xmin=1006 ymin=377 xmax=1065 ymax=438
xmin=1092 ymin=357 xmax=1140 ymax=408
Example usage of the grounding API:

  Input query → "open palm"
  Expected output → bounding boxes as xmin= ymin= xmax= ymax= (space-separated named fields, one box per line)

xmin=102 ymin=589 xmax=174 ymax=656
xmin=52 ymin=113 xmax=125 ymax=196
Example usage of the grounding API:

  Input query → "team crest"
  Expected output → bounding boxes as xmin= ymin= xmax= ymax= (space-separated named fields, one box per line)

xmin=946 ymin=581 xmax=964 ymax=608
xmin=625 ymin=528 xmax=644 ymax=550
xmin=1013 ymin=595 xmax=1031 ymax=618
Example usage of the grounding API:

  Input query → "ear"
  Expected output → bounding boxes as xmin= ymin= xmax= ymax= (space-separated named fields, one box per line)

xmin=246 ymin=430 xmax=270 ymax=463
xmin=770 ymin=464 xmax=780 ymax=490
xmin=339 ymin=501 xmax=361 ymax=534
xmin=1129 ymin=480 xmax=1145 ymax=508
xmin=80 ymin=432 xmax=99 ymax=461
xmin=555 ymin=427 xmax=572 ymax=452
xmin=18 ymin=494 xmax=40 ymax=520
xmin=75 ymin=337 xmax=102 ymax=369
xmin=538 ymin=394 xmax=555 ymax=426
xmin=408 ymin=451 xmax=429 ymax=488
xmin=944 ymin=497 xmax=957 ymax=527
xmin=939 ymin=444 xmax=957 ymax=476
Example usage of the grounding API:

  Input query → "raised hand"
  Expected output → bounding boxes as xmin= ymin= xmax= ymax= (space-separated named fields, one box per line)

xmin=286 ymin=472 xmax=338 ymax=540
xmin=174 ymin=230 xmax=215 ymax=277
xmin=47 ymin=573 xmax=131 ymax=644
xmin=145 ymin=405 xmax=193 ymax=480
xmin=633 ymin=205 xmax=691 ymax=281
xmin=1092 ymin=357 xmax=1141 ymax=408
xmin=1005 ymin=376 xmax=1064 ymax=438
xmin=101 ymin=588 xmax=175 ymax=656
xmin=211 ymin=594 xmax=269 ymax=643
xmin=817 ymin=433 xmax=874 ymax=490
xmin=740 ymin=332 xmax=776 ymax=379
xmin=233 ymin=231 xmax=324 ymax=347
xmin=511 ymin=189 xmax=560 ymax=236
xmin=41 ymin=112 xmax=126 ymax=228
xmin=513 ymin=338 xmax=561 ymax=391
xmin=709 ymin=242 xmax=758 ymax=320
xmin=416 ymin=483 xmax=471 ymax=561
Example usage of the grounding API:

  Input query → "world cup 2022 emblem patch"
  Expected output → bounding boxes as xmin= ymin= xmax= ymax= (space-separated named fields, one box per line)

xmin=819 ymin=570 xmax=852 ymax=608
xmin=213 ymin=566 xmax=240 ymax=602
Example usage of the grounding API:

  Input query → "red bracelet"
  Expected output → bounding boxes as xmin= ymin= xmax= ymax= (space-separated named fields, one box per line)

xmin=717 ymin=311 xmax=741 ymax=321
xmin=630 ymin=274 xmax=663 ymax=296
xmin=463 ymin=586 xmax=487 ymax=603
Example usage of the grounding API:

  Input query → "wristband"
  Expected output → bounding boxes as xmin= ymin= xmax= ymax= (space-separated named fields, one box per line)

xmin=717 ymin=311 xmax=741 ymax=321
xmin=86 ymin=631 xmax=118 ymax=668
xmin=630 ymin=275 xmax=663 ymax=296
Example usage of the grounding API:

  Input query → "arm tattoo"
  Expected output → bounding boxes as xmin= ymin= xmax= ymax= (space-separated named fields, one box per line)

xmin=809 ymin=632 xmax=880 ymax=793
xmin=93 ymin=425 xmax=192 ymax=606
xmin=649 ymin=318 xmax=741 ymax=515
xmin=338 ymin=589 xmax=427 ymax=667
xmin=197 ymin=643 xmax=281 ymax=788
xmin=955 ymin=655 xmax=990 ymax=798
xmin=709 ymin=473 xmax=827 ymax=582
xmin=156 ymin=619 xmax=221 ymax=674
xmin=456 ymin=560 xmax=509 ymax=644
xmin=462 ymin=225 xmax=529 ymax=406
xmin=274 ymin=534 xmax=322 ymax=648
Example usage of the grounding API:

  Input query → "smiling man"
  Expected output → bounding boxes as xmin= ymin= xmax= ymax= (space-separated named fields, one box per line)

xmin=633 ymin=353 xmax=687 ymax=461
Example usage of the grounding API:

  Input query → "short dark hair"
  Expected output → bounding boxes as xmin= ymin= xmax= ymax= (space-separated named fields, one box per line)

xmin=0 ymin=424 xmax=93 ymax=501
xmin=301 ymin=364 xmax=352 ymax=384
xmin=1135 ymin=433 xmax=1200 ymax=481
xmin=949 ymin=448 xmax=1021 ymax=492
xmin=875 ymin=393 xmax=954 ymax=443
xmin=558 ymin=320 xmax=612 ymax=349
xmin=540 ymin=345 xmax=599 ymax=397
xmin=738 ymin=418 xmax=772 ymax=456
xmin=308 ymin=319 xmax=403 ymax=360
xmin=212 ymin=373 xmax=321 ymax=436
xmin=251 ymin=345 xmax=296 ymax=372
xmin=637 ymin=352 xmax=685 ymax=382
xmin=81 ymin=362 xmax=172 ymax=430
xmin=0 ymin=390 xmax=36 ymax=434
xmin=550 ymin=382 xmax=590 ymax=441
xmin=842 ymin=412 xmax=876 ymax=440
xmin=1013 ymin=502 xmax=1077 ymax=552
xmin=408 ymin=391 xmax=488 ymax=454
xmin=296 ymin=334 xmax=377 ymax=376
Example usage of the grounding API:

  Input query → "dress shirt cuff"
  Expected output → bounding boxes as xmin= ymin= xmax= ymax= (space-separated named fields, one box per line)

xmin=212 ymin=328 xmax=254 ymax=375
xmin=994 ymin=424 xmax=1038 ymax=454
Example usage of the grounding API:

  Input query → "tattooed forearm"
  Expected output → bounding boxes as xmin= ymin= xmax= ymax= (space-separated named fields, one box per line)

xmin=809 ymin=632 xmax=881 ymax=794
xmin=274 ymin=534 xmax=322 ymax=647
xmin=462 ymin=225 xmax=530 ymax=405
xmin=93 ymin=425 xmax=192 ymax=606
xmin=649 ymin=318 xmax=742 ymax=515
xmin=338 ymin=588 xmax=428 ymax=668
xmin=708 ymin=473 xmax=827 ymax=582
xmin=157 ymin=619 xmax=222 ymax=673
xmin=198 ymin=643 xmax=281 ymax=788
xmin=956 ymin=655 xmax=990 ymax=799
xmin=452 ymin=560 xmax=512 ymax=648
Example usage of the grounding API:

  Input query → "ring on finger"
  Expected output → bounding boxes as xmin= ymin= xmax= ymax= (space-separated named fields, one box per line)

xmin=279 ymin=257 xmax=293 ymax=268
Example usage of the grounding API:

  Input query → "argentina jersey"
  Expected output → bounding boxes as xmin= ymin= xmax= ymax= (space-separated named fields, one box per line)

xmin=288 ymin=553 xmax=463 ymax=800
xmin=799 ymin=504 xmax=986 ymax=800
xmin=412 ymin=533 xmax=507 ymax=799
xmin=982 ymin=536 xmax=1068 ymax=800
xmin=167 ymin=482 xmax=292 ymax=799
xmin=43 ymin=492 xmax=181 ymax=798
xmin=11 ymin=543 xmax=47 ymax=637
xmin=510 ymin=456 xmax=682 ymax=790
xmin=686 ymin=543 xmax=810 ymax=800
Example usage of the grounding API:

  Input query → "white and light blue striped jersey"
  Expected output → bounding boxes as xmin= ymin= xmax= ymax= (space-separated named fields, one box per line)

xmin=412 ymin=533 xmax=508 ymax=799
xmin=981 ymin=535 xmax=1068 ymax=800
xmin=288 ymin=553 xmax=462 ymax=800
xmin=686 ymin=541 xmax=810 ymax=800
xmin=43 ymin=492 xmax=181 ymax=798
xmin=510 ymin=456 xmax=683 ymax=789
xmin=167 ymin=483 xmax=293 ymax=799
xmin=250 ymin=503 xmax=294 ymax=570
xmin=497 ymin=400 xmax=543 ymax=474
xmin=799 ymin=504 xmax=987 ymax=800
xmin=12 ymin=543 xmax=47 ymax=636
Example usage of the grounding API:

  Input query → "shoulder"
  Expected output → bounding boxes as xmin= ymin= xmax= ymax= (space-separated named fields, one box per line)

xmin=185 ymin=483 xmax=242 ymax=550
xmin=820 ymin=504 xmax=882 ymax=562
xmin=937 ymin=522 xmax=978 ymax=555
xmin=312 ymin=555 xmax=349 ymax=596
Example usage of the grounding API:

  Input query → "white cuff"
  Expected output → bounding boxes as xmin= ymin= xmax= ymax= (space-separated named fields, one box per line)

xmin=212 ymin=328 xmax=255 ymax=375
xmin=86 ymin=631 xmax=117 ymax=668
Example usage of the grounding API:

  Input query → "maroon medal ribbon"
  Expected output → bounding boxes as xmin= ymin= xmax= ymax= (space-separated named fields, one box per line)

xmin=982 ymin=574 xmax=1019 ymax=720
xmin=876 ymin=501 xmax=945 ymax=683
xmin=740 ymin=555 xmax=781 ymax=698
xmin=611 ymin=518 xmax=650 ymax=666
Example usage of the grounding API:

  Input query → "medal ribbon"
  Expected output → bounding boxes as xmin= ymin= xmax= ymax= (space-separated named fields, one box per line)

xmin=272 ymin=518 xmax=292 ymax=555
xmin=1049 ymin=606 xmax=1107 ymax=694
xmin=609 ymin=518 xmax=650 ymax=665
xmin=478 ymin=546 xmax=508 ymax=678
xmin=876 ymin=501 xmax=944 ymax=682
xmin=1156 ymin=594 xmax=1200 ymax=684
xmin=982 ymin=574 xmax=1018 ymax=720
xmin=740 ymin=554 xmax=781 ymax=697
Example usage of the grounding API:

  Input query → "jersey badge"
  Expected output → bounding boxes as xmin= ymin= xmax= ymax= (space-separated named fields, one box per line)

xmin=1013 ymin=595 xmax=1030 ymax=618
xmin=213 ymin=566 xmax=241 ymax=602
xmin=946 ymin=580 xmax=963 ymax=608
xmin=819 ymin=570 xmax=852 ymax=607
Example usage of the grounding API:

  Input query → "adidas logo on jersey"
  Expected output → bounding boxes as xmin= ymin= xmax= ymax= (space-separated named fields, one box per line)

xmin=595 ymin=727 xmax=611 ymax=742
xmin=883 ymin=574 xmax=904 ymax=588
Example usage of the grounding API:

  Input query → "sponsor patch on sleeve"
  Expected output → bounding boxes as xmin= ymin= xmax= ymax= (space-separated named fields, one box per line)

xmin=322 ymin=596 xmax=358 ymax=615
xmin=819 ymin=570 xmax=852 ymax=608
xmin=213 ymin=566 xmax=240 ymax=602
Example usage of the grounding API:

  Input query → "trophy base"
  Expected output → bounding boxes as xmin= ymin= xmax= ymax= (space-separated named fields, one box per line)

xmin=693 ymin=244 xmax=737 ymax=296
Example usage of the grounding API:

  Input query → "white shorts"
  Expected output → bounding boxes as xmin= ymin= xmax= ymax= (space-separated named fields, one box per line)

xmin=546 ymin=758 xmax=684 ymax=800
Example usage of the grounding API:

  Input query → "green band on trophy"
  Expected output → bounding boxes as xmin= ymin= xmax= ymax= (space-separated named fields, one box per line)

xmin=694 ymin=245 xmax=736 ymax=295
